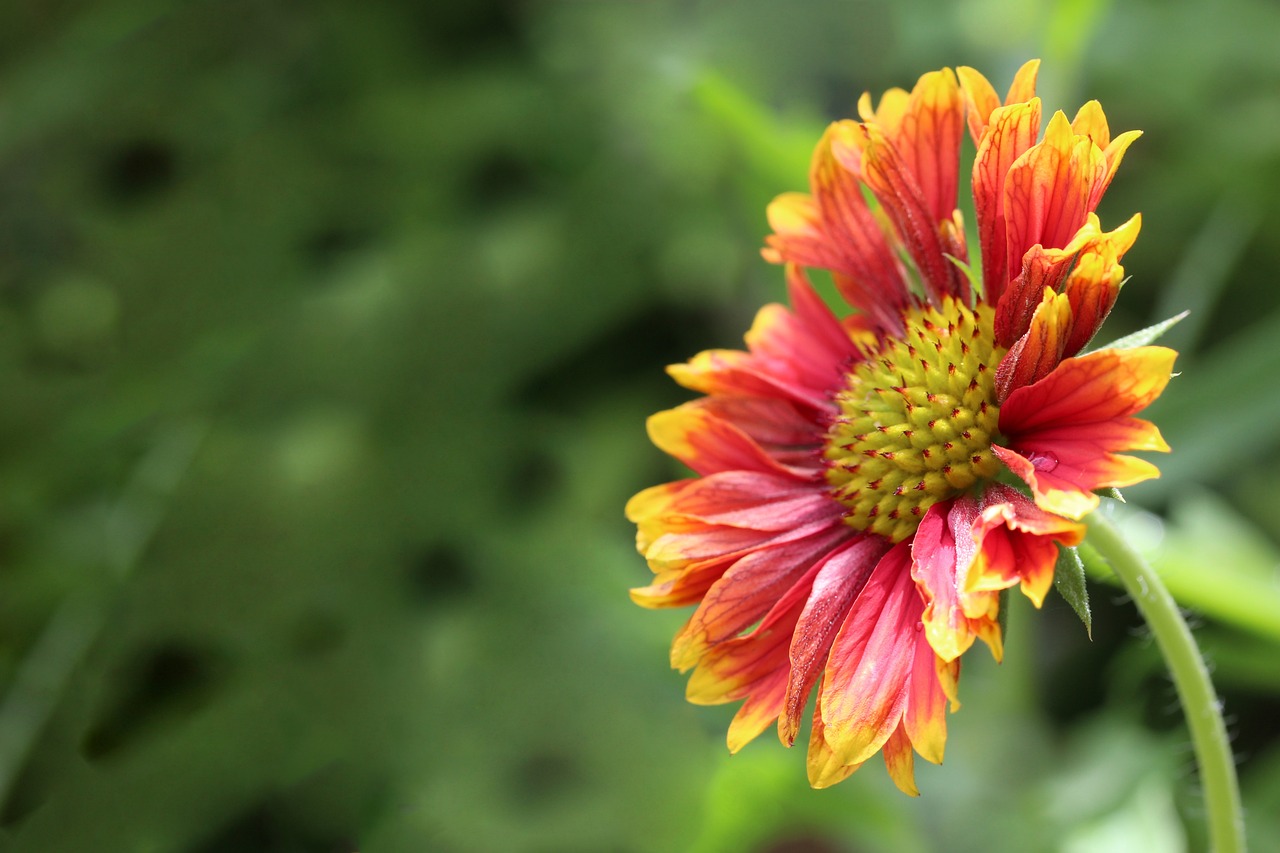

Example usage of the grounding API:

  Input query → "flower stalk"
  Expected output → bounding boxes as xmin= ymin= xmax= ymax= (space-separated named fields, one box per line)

xmin=1084 ymin=511 xmax=1244 ymax=853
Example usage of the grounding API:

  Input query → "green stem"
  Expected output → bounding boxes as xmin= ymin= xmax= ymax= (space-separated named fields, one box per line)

xmin=1085 ymin=510 xmax=1245 ymax=853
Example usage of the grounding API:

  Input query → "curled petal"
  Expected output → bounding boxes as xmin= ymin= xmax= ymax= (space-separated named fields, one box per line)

xmin=966 ymin=484 xmax=1085 ymax=607
xmin=911 ymin=498 xmax=1002 ymax=663
xmin=995 ymin=212 xmax=1141 ymax=350
xmin=1060 ymin=213 xmax=1141 ymax=355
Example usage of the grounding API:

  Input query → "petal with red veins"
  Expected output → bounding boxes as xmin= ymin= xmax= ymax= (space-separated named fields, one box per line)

xmin=1002 ymin=111 xmax=1106 ymax=279
xmin=670 ymin=523 xmax=849 ymax=669
xmin=997 ymin=346 xmax=1176 ymax=517
xmin=972 ymin=100 xmax=1043 ymax=302
xmin=647 ymin=405 xmax=818 ymax=480
xmin=995 ymin=287 xmax=1073 ymax=401
xmin=818 ymin=543 xmax=917 ymax=767
xmin=779 ymin=535 xmax=891 ymax=746
xmin=764 ymin=129 xmax=909 ymax=329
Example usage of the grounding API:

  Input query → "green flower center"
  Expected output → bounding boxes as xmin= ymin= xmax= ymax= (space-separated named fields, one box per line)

xmin=824 ymin=297 xmax=1006 ymax=542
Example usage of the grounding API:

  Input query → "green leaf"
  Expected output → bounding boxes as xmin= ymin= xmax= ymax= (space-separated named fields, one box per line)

xmin=1054 ymin=545 xmax=1093 ymax=639
xmin=944 ymin=253 xmax=983 ymax=300
xmin=1094 ymin=310 xmax=1189 ymax=351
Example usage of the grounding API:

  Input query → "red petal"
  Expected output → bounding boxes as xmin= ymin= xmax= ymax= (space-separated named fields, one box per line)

xmin=670 ymin=523 xmax=848 ymax=669
xmin=818 ymin=543 xmax=917 ymax=767
xmin=778 ymin=535 xmax=891 ymax=746
xmin=669 ymin=269 xmax=858 ymax=411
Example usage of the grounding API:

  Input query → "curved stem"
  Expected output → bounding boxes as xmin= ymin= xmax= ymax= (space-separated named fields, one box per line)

xmin=1085 ymin=510 xmax=1244 ymax=853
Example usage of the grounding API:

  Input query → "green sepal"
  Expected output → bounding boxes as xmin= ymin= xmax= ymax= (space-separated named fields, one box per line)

xmin=1094 ymin=310 xmax=1189 ymax=351
xmin=944 ymin=253 xmax=983 ymax=300
xmin=1098 ymin=487 xmax=1125 ymax=503
xmin=1054 ymin=544 xmax=1092 ymax=639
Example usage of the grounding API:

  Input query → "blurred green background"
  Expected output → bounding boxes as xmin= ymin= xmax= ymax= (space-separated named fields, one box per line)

xmin=2 ymin=1 xmax=1280 ymax=851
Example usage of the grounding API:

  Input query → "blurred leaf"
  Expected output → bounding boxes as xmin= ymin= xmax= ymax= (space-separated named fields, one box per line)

xmin=692 ymin=71 xmax=817 ymax=188
xmin=1146 ymin=306 xmax=1280 ymax=497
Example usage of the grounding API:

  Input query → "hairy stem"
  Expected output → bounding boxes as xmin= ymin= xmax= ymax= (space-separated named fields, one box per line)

xmin=1085 ymin=510 xmax=1244 ymax=853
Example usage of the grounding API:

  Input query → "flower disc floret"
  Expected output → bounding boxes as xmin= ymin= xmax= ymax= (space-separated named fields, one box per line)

xmin=825 ymin=298 xmax=1005 ymax=542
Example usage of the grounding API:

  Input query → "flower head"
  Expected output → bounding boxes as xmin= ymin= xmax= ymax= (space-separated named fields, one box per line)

xmin=628 ymin=61 xmax=1176 ymax=794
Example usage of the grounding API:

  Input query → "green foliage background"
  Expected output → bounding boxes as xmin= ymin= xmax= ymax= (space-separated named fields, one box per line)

xmin=1 ymin=1 xmax=1279 ymax=851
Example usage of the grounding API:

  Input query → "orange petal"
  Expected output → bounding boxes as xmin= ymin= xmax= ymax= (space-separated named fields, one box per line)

xmin=885 ymin=69 xmax=964 ymax=227
xmin=647 ymin=404 xmax=816 ymax=480
xmin=630 ymin=560 xmax=732 ymax=609
xmin=1060 ymin=213 xmax=1141 ymax=356
xmin=997 ymin=347 xmax=1176 ymax=518
xmin=1095 ymin=130 xmax=1141 ymax=210
xmin=848 ymin=121 xmax=966 ymax=305
xmin=994 ymin=212 xmax=1141 ymax=353
xmin=957 ymin=65 xmax=1001 ymax=144
xmin=726 ymin=666 xmax=790 ymax=753
xmin=1004 ymin=59 xmax=1041 ymax=106
xmin=972 ymin=99 xmax=1043 ymax=302
xmin=995 ymin=287 xmax=1073 ymax=401
xmin=1002 ymin=111 xmax=1107 ymax=281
